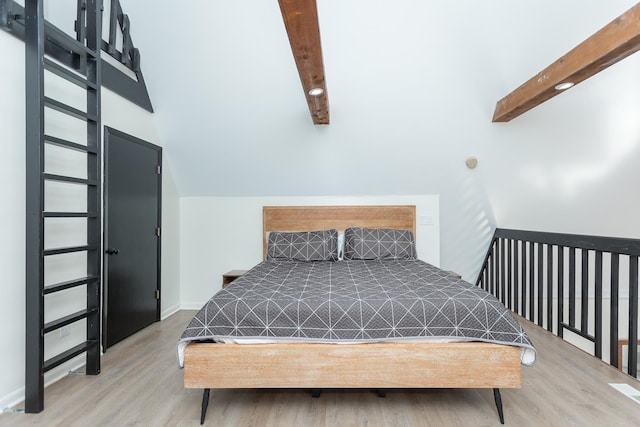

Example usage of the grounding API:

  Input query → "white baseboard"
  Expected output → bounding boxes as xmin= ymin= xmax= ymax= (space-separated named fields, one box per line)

xmin=1 ymin=357 xmax=85 ymax=412
xmin=161 ymin=303 xmax=181 ymax=320
xmin=0 ymin=387 xmax=23 ymax=413
xmin=180 ymin=302 xmax=206 ymax=310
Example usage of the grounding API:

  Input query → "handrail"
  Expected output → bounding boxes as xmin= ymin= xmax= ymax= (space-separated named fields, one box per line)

xmin=476 ymin=228 xmax=639 ymax=378
xmin=492 ymin=229 xmax=640 ymax=257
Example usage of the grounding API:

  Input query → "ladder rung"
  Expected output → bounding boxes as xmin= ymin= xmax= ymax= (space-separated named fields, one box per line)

xmin=44 ymin=21 xmax=99 ymax=60
xmin=44 ymin=275 xmax=99 ymax=295
xmin=44 ymin=245 xmax=96 ymax=256
xmin=44 ymin=59 xmax=97 ymax=90
xmin=42 ymin=173 xmax=97 ymax=186
xmin=43 ymin=308 xmax=99 ymax=334
xmin=43 ymin=212 xmax=97 ymax=218
xmin=44 ymin=135 xmax=97 ymax=154
xmin=44 ymin=97 xmax=97 ymax=122
xmin=43 ymin=340 xmax=98 ymax=373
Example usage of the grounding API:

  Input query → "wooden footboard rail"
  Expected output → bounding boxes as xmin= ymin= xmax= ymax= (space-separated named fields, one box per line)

xmin=476 ymin=228 xmax=640 ymax=378
xmin=185 ymin=341 xmax=520 ymax=424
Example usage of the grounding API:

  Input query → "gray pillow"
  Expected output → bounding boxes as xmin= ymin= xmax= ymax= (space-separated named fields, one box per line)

xmin=343 ymin=227 xmax=416 ymax=260
xmin=266 ymin=229 xmax=339 ymax=261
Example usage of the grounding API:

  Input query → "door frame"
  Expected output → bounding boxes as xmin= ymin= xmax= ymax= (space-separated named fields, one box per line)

xmin=103 ymin=126 xmax=162 ymax=351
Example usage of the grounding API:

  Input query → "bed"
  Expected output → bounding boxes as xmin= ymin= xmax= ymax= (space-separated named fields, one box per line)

xmin=178 ymin=205 xmax=536 ymax=424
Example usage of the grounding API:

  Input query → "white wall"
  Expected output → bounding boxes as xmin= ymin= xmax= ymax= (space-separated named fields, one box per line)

xmin=0 ymin=31 xmax=28 ymax=411
xmin=0 ymin=30 xmax=181 ymax=410
xmin=180 ymin=195 xmax=439 ymax=308
xmin=479 ymin=44 xmax=640 ymax=239
xmin=158 ymin=159 xmax=181 ymax=319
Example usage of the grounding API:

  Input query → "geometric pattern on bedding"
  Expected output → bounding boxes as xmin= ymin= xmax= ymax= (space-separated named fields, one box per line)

xmin=178 ymin=259 xmax=536 ymax=366
xmin=266 ymin=229 xmax=339 ymax=261
xmin=343 ymin=227 xmax=417 ymax=260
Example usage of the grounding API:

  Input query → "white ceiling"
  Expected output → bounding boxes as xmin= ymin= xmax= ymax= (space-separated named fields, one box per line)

xmin=116 ymin=0 xmax=638 ymax=192
xmin=118 ymin=1 xmax=640 ymax=242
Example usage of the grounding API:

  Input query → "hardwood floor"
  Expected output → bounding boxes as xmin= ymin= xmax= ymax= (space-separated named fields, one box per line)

xmin=1 ymin=310 xmax=639 ymax=426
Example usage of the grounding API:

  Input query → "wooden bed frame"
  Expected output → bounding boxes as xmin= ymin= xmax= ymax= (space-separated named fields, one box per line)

xmin=184 ymin=205 xmax=521 ymax=424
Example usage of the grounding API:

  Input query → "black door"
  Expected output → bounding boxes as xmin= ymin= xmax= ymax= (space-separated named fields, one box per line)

xmin=103 ymin=127 xmax=161 ymax=350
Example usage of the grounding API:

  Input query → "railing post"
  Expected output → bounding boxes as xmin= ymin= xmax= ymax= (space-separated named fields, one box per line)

xmin=506 ymin=239 xmax=512 ymax=311
xmin=629 ymin=256 xmax=638 ymax=377
xmin=610 ymin=254 xmax=619 ymax=368
xmin=500 ymin=238 xmax=506 ymax=305
xmin=546 ymin=245 xmax=553 ymax=332
xmin=581 ymin=250 xmax=589 ymax=335
xmin=521 ymin=241 xmax=527 ymax=317
xmin=537 ymin=243 xmax=543 ymax=326
xmin=557 ymin=246 xmax=564 ymax=338
xmin=514 ymin=240 xmax=520 ymax=316
xmin=568 ymin=248 xmax=576 ymax=329
xmin=593 ymin=251 xmax=603 ymax=359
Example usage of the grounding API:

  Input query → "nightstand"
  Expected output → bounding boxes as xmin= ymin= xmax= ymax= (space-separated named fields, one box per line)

xmin=222 ymin=270 xmax=248 ymax=288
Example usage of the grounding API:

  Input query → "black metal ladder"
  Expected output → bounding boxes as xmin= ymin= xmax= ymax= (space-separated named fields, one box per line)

xmin=24 ymin=0 xmax=102 ymax=413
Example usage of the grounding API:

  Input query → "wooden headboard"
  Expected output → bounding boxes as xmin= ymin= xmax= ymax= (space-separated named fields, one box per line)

xmin=262 ymin=205 xmax=416 ymax=258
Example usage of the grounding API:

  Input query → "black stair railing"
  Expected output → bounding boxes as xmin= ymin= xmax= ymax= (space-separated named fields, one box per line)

xmin=477 ymin=228 xmax=640 ymax=378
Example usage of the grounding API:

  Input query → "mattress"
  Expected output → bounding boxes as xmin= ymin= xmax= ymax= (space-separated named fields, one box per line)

xmin=178 ymin=259 xmax=536 ymax=366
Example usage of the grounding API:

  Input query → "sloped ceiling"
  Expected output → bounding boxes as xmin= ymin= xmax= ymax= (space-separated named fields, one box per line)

xmin=119 ymin=0 xmax=640 ymax=242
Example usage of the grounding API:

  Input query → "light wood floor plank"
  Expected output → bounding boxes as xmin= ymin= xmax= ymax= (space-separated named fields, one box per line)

xmin=1 ymin=310 xmax=639 ymax=426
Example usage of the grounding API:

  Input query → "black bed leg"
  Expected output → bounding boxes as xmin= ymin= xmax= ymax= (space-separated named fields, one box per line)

xmin=493 ymin=388 xmax=505 ymax=425
xmin=377 ymin=389 xmax=387 ymax=398
xmin=200 ymin=388 xmax=211 ymax=425
xmin=311 ymin=389 xmax=321 ymax=398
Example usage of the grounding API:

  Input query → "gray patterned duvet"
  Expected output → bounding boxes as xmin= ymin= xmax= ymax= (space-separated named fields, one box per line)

xmin=178 ymin=260 xmax=536 ymax=366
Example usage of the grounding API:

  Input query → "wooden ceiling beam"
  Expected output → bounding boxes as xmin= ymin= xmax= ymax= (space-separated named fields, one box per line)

xmin=493 ymin=3 xmax=640 ymax=122
xmin=278 ymin=0 xmax=329 ymax=125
